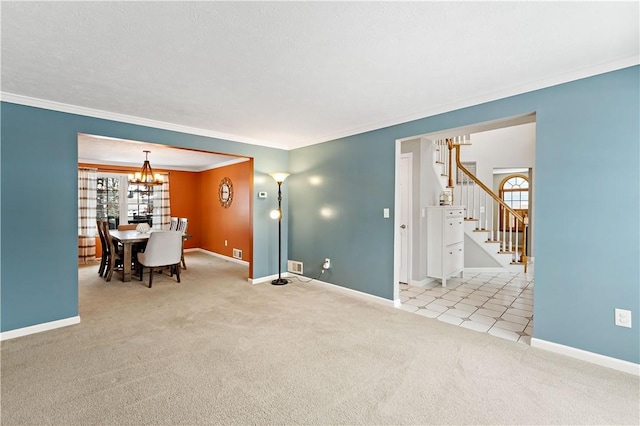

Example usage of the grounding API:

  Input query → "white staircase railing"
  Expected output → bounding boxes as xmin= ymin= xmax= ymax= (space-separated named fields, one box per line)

xmin=433 ymin=137 xmax=528 ymax=272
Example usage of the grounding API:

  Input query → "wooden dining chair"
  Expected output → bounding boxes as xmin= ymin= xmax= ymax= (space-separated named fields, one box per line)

xmin=96 ymin=219 xmax=109 ymax=277
xmin=137 ymin=231 xmax=183 ymax=288
xmin=117 ymin=224 xmax=137 ymax=231
xmin=102 ymin=221 xmax=124 ymax=282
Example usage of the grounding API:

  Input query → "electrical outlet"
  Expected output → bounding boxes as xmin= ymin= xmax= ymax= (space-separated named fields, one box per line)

xmin=323 ymin=258 xmax=331 ymax=270
xmin=615 ymin=309 xmax=632 ymax=328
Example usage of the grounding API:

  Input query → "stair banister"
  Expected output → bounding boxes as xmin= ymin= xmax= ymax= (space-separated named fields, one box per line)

xmin=447 ymin=138 xmax=528 ymax=272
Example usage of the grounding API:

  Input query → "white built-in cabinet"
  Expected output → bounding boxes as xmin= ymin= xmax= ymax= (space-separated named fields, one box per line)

xmin=427 ymin=206 xmax=465 ymax=287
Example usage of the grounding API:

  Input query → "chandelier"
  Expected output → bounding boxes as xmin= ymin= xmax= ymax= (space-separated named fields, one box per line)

xmin=128 ymin=150 xmax=163 ymax=186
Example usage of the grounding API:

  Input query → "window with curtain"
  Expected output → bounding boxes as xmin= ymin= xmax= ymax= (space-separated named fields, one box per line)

xmin=78 ymin=168 xmax=97 ymax=264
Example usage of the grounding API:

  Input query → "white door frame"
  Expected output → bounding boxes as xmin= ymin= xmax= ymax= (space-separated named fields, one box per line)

xmin=399 ymin=153 xmax=412 ymax=285
xmin=393 ymin=142 xmax=413 ymax=306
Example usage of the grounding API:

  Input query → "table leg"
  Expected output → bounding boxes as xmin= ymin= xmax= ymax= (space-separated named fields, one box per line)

xmin=122 ymin=242 xmax=132 ymax=282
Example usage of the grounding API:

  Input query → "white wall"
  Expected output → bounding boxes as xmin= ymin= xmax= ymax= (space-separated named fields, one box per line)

xmin=461 ymin=123 xmax=536 ymax=255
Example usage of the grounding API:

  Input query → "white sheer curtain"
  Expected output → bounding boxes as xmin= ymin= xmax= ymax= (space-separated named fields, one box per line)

xmin=78 ymin=168 xmax=98 ymax=264
xmin=152 ymin=173 xmax=171 ymax=230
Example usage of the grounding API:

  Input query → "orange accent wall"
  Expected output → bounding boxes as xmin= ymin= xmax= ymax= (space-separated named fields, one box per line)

xmin=198 ymin=160 xmax=253 ymax=277
xmin=167 ymin=171 xmax=201 ymax=249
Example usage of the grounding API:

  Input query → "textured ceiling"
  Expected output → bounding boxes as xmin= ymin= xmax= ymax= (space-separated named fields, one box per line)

xmin=77 ymin=134 xmax=248 ymax=172
xmin=2 ymin=2 xmax=639 ymax=150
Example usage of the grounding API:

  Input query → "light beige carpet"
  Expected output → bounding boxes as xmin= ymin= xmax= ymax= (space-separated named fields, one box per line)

xmin=1 ymin=252 xmax=638 ymax=425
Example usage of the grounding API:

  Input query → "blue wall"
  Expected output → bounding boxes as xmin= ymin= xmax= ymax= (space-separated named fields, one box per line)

xmin=2 ymin=66 xmax=638 ymax=364
xmin=0 ymin=104 xmax=289 ymax=332
xmin=289 ymin=66 xmax=639 ymax=364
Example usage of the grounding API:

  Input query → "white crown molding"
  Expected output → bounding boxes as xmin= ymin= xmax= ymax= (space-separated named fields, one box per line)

xmin=288 ymin=55 xmax=640 ymax=149
xmin=2 ymin=56 xmax=638 ymax=151
xmin=0 ymin=92 xmax=288 ymax=151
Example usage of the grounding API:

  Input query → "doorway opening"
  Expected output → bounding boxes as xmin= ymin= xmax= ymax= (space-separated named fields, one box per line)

xmin=77 ymin=133 xmax=254 ymax=292
xmin=393 ymin=113 xmax=536 ymax=343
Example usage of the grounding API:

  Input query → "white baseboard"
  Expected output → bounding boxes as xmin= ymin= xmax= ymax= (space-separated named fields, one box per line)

xmin=304 ymin=277 xmax=395 ymax=308
xmin=409 ymin=277 xmax=437 ymax=287
xmin=531 ymin=338 xmax=640 ymax=376
xmin=254 ymin=273 xmax=396 ymax=307
xmin=191 ymin=248 xmax=249 ymax=267
xmin=248 ymin=273 xmax=287 ymax=285
xmin=0 ymin=316 xmax=81 ymax=341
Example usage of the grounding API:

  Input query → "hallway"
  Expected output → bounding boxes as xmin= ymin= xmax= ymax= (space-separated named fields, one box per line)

xmin=399 ymin=270 xmax=534 ymax=344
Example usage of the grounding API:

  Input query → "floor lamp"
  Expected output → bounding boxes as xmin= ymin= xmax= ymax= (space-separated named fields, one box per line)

xmin=269 ymin=172 xmax=290 ymax=285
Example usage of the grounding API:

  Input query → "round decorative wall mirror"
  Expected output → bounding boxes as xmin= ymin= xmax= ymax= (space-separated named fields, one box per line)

xmin=219 ymin=177 xmax=233 ymax=208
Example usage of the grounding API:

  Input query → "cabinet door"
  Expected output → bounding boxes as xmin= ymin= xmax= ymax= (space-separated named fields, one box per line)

xmin=445 ymin=217 xmax=464 ymax=245
xmin=444 ymin=242 xmax=464 ymax=275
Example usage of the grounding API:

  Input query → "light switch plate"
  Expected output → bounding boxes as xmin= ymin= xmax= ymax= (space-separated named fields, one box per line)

xmin=258 ymin=191 xmax=267 ymax=198
xmin=383 ymin=208 xmax=390 ymax=218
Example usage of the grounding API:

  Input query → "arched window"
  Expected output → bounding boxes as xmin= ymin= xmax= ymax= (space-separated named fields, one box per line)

xmin=499 ymin=174 xmax=529 ymax=231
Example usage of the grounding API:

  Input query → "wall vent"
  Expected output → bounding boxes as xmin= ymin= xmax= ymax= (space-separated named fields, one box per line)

xmin=287 ymin=260 xmax=303 ymax=275
xmin=232 ymin=248 xmax=243 ymax=259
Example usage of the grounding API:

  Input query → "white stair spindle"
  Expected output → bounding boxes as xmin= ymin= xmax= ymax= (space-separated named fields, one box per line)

xmin=495 ymin=200 xmax=499 ymax=241
xmin=478 ymin=190 xmax=483 ymax=230
xmin=465 ymin=174 xmax=470 ymax=219
xmin=502 ymin=208 xmax=507 ymax=252
xmin=471 ymin=181 xmax=475 ymax=220
xmin=515 ymin=216 xmax=519 ymax=262
xmin=443 ymin=141 xmax=448 ymax=177
xmin=484 ymin=192 xmax=488 ymax=230
xmin=490 ymin=198 xmax=494 ymax=239
xmin=509 ymin=213 xmax=513 ymax=253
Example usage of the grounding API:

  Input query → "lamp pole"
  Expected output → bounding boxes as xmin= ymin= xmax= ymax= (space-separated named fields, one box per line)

xmin=269 ymin=172 xmax=290 ymax=285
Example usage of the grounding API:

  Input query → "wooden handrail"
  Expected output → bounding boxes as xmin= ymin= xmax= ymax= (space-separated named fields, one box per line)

xmin=447 ymin=138 xmax=528 ymax=271
xmin=448 ymin=139 xmax=524 ymax=223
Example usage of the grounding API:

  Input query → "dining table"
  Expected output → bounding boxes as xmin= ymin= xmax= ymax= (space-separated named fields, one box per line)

xmin=109 ymin=230 xmax=151 ymax=282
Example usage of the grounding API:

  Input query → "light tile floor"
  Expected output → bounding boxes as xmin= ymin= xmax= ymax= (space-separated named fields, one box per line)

xmin=399 ymin=271 xmax=534 ymax=344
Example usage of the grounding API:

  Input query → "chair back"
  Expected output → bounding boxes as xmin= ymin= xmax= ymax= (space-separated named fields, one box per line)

xmin=169 ymin=217 xmax=179 ymax=231
xmin=118 ymin=224 xmax=137 ymax=231
xmin=177 ymin=218 xmax=188 ymax=233
xmin=96 ymin=220 xmax=108 ymax=252
xmin=139 ymin=231 xmax=183 ymax=267
xmin=101 ymin=220 xmax=117 ymax=256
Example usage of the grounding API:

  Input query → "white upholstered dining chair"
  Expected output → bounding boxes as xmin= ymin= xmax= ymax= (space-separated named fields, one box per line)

xmin=137 ymin=231 xmax=183 ymax=288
